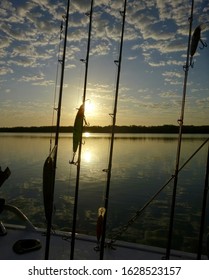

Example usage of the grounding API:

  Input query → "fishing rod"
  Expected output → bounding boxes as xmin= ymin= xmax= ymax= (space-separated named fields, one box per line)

xmin=197 ymin=142 xmax=209 ymax=259
xmin=43 ymin=0 xmax=71 ymax=260
xmin=70 ymin=0 xmax=94 ymax=260
xmin=99 ymin=0 xmax=127 ymax=260
xmin=165 ymin=0 xmax=194 ymax=260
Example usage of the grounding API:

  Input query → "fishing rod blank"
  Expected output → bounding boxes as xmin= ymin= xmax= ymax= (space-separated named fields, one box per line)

xmin=165 ymin=0 xmax=194 ymax=260
xmin=70 ymin=0 xmax=94 ymax=260
xmin=43 ymin=0 xmax=71 ymax=260
xmin=99 ymin=0 xmax=127 ymax=260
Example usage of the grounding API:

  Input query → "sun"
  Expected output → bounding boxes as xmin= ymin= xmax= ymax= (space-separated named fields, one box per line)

xmin=84 ymin=100 xmax=95 ymax=114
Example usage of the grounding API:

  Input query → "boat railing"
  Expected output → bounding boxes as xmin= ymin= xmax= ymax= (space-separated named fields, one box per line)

xmin=2 ymin=204 xmax=37 ymax=232
xmin=0 ymin=166 xmax=36 ymax=233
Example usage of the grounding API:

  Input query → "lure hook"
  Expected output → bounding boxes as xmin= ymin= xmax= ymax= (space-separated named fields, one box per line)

xmin=199 ymin=39 xmax=207 ymax=50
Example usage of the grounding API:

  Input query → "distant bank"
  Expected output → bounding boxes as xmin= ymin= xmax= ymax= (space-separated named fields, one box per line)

xmin=0 ymin=125 xmax=208 ymax=134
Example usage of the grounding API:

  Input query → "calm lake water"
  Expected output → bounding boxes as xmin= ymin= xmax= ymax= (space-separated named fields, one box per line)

xmin=0 ymin=133 xmax=209 ymax=254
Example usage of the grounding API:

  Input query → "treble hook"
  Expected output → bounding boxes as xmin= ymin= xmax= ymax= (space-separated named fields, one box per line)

xmin=199 ymin=39 xmax=207 ymax=50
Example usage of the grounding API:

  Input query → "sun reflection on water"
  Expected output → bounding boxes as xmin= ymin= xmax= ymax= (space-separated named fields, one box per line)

xmin=83 ymin=149 xmax=92 ymax=162
xmin=83 ymin=132 xmax=91 ymax=138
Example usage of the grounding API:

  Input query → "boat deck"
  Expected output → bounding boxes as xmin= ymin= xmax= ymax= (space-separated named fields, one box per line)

xmin=0 ymin=224 xmax=207 ymax=260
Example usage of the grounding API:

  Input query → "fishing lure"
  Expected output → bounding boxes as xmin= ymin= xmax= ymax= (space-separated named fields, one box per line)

xmin=94 ymin=207 xmax=106 ymax=251
xmin=0 ymin=167 xmax=11 ymax=188
xmin=190 ymin=24 xmax=207 ymax=67
xmin=96 ymin=207 xmax=106 ymax=242
xmin=69 ymin=104 xmax=88 ymax=164
xmin=43 ymin=145 xmax=57 ymax=222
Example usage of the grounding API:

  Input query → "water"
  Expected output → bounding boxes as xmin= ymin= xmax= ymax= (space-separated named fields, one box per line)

xmin=0 ymin=133 xmax=208 ymax=254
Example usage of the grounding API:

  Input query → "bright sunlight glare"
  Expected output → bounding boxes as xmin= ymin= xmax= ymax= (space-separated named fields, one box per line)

xmin=83 ymin=132 xmax=91 ymax=137
xmin=83 ymin=150 xmax=92 ymax=163
xmin=85 ymin=100 xmax=95 ymax=114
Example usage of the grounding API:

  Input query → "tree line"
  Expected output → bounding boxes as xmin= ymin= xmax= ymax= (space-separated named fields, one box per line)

xmin=0 ymin=125 xmax=208 ymax=134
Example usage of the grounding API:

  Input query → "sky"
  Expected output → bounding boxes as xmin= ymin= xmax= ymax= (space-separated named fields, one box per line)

xmin=0 ymin=0 xmax=209 ymax=127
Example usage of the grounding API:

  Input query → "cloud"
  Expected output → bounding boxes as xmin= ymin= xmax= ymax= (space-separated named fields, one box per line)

xmin=0 ymin=0 xmax=208 ymax=127
xmin=126 ymin=55 xmax=137 ymax=61
xmin=32 ymin=80 xmax=54 ymax=86
xmin=0 ymin=0 xmax=15 ymax=15
xmin=156 ymin=0 xmax=190 ymax=24
xmin=88 ymin=82 xmax=113 ymax=95
xmin=0 ymin=67 xmax=13 ymax=75
xmin=69 ymin=28 xmax=88 ymax=43
xmin=141 ymin=39 xmax=186 ymax=54
xmin=0 ymin=36 xmax=11 ymax=48
xmin=17 ymin=72 xmax=55 ymax=87
xmin=196 ymin=96 xmax=209 ymax=108
xmin=16 ymin=2 xmax=36 ymax=19
xmin=8 ymin=57 xmax=38 ymax=68
xmin=159 ymin=91 xmax=178 ymax=98
xmin=71 ymin=0 xmax=92 ymax=13
xmin=18 ymin=73 xmax=45 ymax=82
xmin=0 ymin=22 xmax=27 ymax=41
xmin=162 ymin=71 xmax=183 ymax=79
xmin=105 ymin=20 xmax=123 ymax=41
xmin=118 ymin=94 xmax=180 ymax=114
xmin=162 ymin=71 xmax=183 ymax=86
xmin=0 ymin=0 xmax=190 ymax=76
xmin=91 ymin=40 xmax=111 ymax=56
xmin=147 ymin=61 xmax=166 ymax=67
xmin=0 ymin=98 xmax=54 ymax=126
xmin=31 ymin=0 xmax=64 ymax=21
xmin=11 ymin=44 xmax=36 ymax=58
xmin=167 ymin=60 xmax=184 ymax=66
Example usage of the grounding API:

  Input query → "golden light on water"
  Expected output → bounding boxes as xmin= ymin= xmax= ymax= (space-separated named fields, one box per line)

xmin=83 ymin=149 xmax=92 ymax=162
xmin=83 ymin=132 xmax=91 ymax=138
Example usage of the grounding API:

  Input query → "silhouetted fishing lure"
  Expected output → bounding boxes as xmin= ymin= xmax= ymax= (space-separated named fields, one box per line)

xmin=96 ymin=207 xmax=106 ymax=243
xmin=70 ymin=104 xmax=87 ymax=164
xmin=190 ymin=24 xmax=207 ymax=67
xmin=43 ymin=145 xmax=57 ymax=222
xmin=0 ymin=166 xmax=11 ymax=188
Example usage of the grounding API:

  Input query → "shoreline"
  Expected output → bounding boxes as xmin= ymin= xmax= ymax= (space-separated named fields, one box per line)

xmin=0 ymin=125 xmax=208 ymax=134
